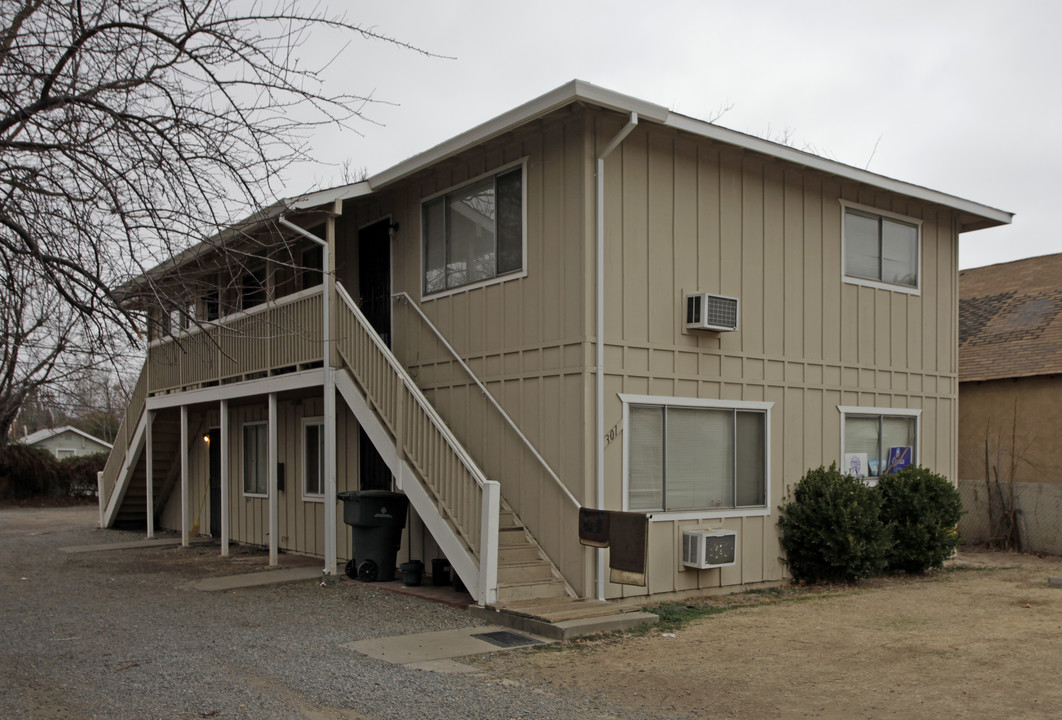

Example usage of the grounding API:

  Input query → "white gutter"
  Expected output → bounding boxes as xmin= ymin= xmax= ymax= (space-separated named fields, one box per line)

xmin=595 ymin=112 xmax=638 ymax=601
xmin=278 ymin=213 xmax=338 ymax=575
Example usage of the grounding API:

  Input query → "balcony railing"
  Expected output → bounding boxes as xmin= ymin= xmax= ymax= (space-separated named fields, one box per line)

xmin=147 ymin=288 xmax=323 ymax=394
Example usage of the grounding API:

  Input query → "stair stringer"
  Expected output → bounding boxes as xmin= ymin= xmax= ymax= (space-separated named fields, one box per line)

xmin=335 ymin=368 xmax=499 ymax=604
xmin=101 ymin=411 xmax=148 ymax=528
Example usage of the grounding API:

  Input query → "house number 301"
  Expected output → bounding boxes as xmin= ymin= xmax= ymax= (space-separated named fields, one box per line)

xmin=604 ymin=421 xmax=622 ymax=447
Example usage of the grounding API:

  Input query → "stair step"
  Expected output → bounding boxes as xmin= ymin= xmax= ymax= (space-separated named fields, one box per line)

xmin=496 ymin=578 xmax=567 ymax=603
xmin=498 ymin=527 xmax=529 ymax=546
xmin=499 ymin=544 xmax=541 ymax=564
xmin=497 ymin=561 xmax=555 ymax=584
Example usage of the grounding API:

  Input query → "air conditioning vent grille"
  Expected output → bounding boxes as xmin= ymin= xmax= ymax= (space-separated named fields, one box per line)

xmin=685 ymin=293 xmax=739 ymax=332
xmin=704 ymin=295 xmax=738 ymax=330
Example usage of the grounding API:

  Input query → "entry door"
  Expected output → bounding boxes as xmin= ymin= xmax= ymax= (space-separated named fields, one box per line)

xmin=357 ymin=219 xmax=394 ymax=491
xmin=208 ymin=428 xmax=221 ymax=536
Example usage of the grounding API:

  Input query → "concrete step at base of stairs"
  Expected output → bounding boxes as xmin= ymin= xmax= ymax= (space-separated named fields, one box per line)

xmin=470 ymin=597 xmax=659 ymax=641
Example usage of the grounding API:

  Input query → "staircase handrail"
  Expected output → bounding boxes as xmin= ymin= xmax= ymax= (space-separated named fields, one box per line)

xmin=392 ymin=291 xmax=580 ymax=510
xmin=335 ymin=283 xmax=492 ymax=495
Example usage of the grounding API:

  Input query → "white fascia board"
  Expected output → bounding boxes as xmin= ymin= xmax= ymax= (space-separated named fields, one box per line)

xmin=367 ymin=80 xmax=669 ymax=190
xmin=665 ymin=113 xmax=1013 ymax=232
xmin=289 ymin=182 xmax=372 ymax=211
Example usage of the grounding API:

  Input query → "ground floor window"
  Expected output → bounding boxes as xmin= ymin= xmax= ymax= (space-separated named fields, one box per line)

xmin=622 ymin=395 xmax=771 ymax=513
xmin=243 ymin=422 xmax=267 ymax=496
xmin=302 ymin=417 xmax=324 ymax=500
xmin=839 ymin=406 xmax=920 ymax=479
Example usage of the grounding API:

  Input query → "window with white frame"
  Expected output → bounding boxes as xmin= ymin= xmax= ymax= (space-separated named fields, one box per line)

xmin=302 ymin=418 xmax=324 ymax=499
xmin=839 ymin=407 xmax=920 ymax=479
xmin=624 ymin=396 xmax=770 ymax=513
xmin=242 ymin=422 xmax=267 ymax=496
xmin=422 ymin=164 xmax=524 ymax=295
xmin=843 ymin=204 xmax=920 ymax=290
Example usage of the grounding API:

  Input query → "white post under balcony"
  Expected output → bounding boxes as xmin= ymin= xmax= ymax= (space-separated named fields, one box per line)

xmin=180 ymin=404 xmax=189 ymax=547
xmin=145 ymin=410 xmax=155 ymax=539
xmin=268 ymin=391 xmax=278 ymax=566
xmin=278 ymin=213 xmax=337 ymax=575
xmin=220 ymin=399 xmax=230 ymax=557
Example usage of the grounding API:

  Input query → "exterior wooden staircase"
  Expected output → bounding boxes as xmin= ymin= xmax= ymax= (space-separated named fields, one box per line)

xmin=110 ymin=413 xmax=184 ymax=528
xmin=495 ymin=504 xmax=568 ymax=603
xmin=97 ymin=282 xmax=577 ymax=607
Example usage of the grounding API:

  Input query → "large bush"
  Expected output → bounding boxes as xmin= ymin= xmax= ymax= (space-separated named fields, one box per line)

xmin=59 ymin=452 xmax=108 ymax=498
xmin=0 ymin=443 xmax=59 ymax=499
xmin=777 ymin=464 xmax=890 ymax=583
xmin=0 ymin=445 xmax=107 ymax=500
xmin=877 ymin=466 xmax=963 ymax=574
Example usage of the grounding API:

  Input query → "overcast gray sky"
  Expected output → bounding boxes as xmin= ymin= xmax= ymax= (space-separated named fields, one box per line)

xmin=284 ymin=0 xmax=1060 ymax=270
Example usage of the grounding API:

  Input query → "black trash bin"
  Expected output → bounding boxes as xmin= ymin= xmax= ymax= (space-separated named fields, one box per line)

xmin=337 ymin=490 xmax=408 ymax=582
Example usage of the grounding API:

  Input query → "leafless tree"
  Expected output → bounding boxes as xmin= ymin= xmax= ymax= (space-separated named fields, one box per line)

xmin=0 ymin=0 xmax=427 ymax=442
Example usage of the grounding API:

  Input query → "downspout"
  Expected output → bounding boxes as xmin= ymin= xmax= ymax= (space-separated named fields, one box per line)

xmin=279 ymin=211 xmax=338 ymax=575
xmin=595 ymin=112 xmax=638 ymax=600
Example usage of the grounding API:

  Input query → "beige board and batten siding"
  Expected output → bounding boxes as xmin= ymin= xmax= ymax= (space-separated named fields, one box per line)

xmin=156 ymin=396 xmax=378 ymax=562
xmin=338 ymin=110 xmax=594 ymax=595
xmin=591 ymin=110 xmax=960 ymax=599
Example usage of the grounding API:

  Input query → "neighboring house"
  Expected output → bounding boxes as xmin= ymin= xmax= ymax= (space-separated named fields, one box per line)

xmin=98 ymin=80 xmax=1011 ymax=607
xmin=21 ymin=426 xmax=113 ymax=459
xmin=958 ymin=254 xmax=1062 ymax=554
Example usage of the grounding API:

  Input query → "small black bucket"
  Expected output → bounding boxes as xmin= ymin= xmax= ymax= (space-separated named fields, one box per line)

xmin=431 ymin=558 xmax=450 ymax=586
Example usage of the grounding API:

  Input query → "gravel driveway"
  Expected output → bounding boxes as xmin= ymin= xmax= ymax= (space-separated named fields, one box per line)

xmin=0 ymin=506 xmax=626 ymax=720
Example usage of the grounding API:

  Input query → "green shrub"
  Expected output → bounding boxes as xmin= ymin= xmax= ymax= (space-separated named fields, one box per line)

xmin=58 ymin=452 xmax=108 ymax=498
xmin=777 ymin=464 xmax=889 ymax=583
xmin=877 ymin=466 xmax=963 ymax=574
xmin=0 ymin=443 xmax=59 ymax=499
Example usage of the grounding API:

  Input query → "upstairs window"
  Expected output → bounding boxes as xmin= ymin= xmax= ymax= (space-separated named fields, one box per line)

xmin=422 ymin=165 xmax=524 ymax=296
xmin=843 ymin=205 xmax=920 ymax=291
xmin=240 ymin=262 xmax=266 ymax=310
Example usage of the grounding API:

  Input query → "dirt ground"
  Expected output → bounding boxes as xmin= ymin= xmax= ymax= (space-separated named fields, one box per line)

xmin=5 ymin=504 xmax=1060 ymax=719
xmin=475 ymin=550 xmax=1062 ymax=719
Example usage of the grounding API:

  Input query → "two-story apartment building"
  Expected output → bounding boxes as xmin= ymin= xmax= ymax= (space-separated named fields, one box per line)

xmin=98 ymin=81 xmax=1011 ymax=607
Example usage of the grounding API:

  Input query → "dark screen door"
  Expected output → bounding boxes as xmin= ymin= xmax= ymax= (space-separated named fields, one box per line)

xmin=208 ymin=428 xmax=221 ymax=536
xmin=358 ymin=220 xmax=394 ymax=491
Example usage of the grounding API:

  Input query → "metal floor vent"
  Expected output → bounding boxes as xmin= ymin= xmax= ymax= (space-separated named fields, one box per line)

xmin=472 ymin=630 xmax=543 ymax=649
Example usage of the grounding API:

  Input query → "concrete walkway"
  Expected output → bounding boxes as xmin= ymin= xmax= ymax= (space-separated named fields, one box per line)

xmin=60 ymin=536 xmax=215 ymax=553
xmin=189 ymin=565 xmax=325 ymax=591
xmin=343 ymin=625 xmax=554 ymax=674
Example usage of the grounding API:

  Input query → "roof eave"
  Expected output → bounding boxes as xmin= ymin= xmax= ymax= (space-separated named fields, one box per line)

xmin=366 ymin=79 xmax=670 ymax=191
xmin=664 ymin=113 xmax=1013 ymax=232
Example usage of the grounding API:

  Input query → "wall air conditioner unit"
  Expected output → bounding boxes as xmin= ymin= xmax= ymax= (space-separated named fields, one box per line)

xmin=682 ymin=529 xmax=738 ymax=569
xmin=685 ymin=293 xmax=739 ymax=332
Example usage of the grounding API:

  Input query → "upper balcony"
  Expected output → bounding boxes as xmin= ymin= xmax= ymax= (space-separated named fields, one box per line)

xmin=147 ymin=286 xmax=324 ymax=395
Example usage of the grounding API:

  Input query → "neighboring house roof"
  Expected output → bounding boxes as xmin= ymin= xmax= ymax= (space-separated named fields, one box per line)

xmin=960 ymin=253 xmax=1062 ymax=382
xmin=20 ymin=426 xmax=114 ymax=450
xmin=136 ymin=80 xmax=1012 ymax=288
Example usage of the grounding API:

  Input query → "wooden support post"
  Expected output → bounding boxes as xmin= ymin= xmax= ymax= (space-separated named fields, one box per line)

xmin=220 ymin=399 xmax=230 ymax=557
xmin=145 ymin=411 xmax=155 ymax=539
xmin=180 ymin=405 xmax=189 ymax=547
xmin=268 ymin=392 xmax=278 ymax=566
